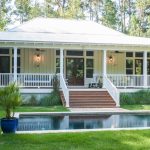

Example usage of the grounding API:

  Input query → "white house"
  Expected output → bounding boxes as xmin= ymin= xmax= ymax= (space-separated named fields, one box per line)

xmin=0 ymin=17 xmax=150 ymax=108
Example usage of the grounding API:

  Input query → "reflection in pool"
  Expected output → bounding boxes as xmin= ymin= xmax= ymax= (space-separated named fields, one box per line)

xmin=17 ymin=114 xmax=150 ymax=131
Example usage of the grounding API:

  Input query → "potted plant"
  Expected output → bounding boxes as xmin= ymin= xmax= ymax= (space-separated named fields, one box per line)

xmin=0 ymin=83 xmax=22 ymax=133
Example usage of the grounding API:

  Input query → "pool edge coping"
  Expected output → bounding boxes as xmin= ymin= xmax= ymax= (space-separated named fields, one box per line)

xmin=15 ymin=110 xmax=150 ymax=117
xmin=15 ymin=127 xmax=150 ymax=134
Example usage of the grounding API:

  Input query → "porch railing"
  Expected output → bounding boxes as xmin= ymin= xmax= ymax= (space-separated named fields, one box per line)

xmin=147 ymin=76 xmax=150 ymax=86
xmin=60 ymin=74 xmax=69 ymax=107
xmin=104 ymin=76 xmax=119 ymax=107
xmin=17 ymin=73 xmax=55 ymax=87
xmin=0 ymin=73 xmax=14 ymax=87
xmin=107 ymin=74 xmax=144 ymax=88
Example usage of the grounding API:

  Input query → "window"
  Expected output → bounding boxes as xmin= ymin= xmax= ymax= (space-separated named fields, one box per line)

xmin=56 ymin=50 xmax=60 ymax=56
xmin=126 ymin=52 xmax=143 ymax=75
xmin=56 ymin=58 xmax=60 ymax=73
xmin=86 ymin=59 xmax=93 ymax=78
xmin=66 ymin=50 xmax=83 ymax=56
xmin=148 ymin=60 xmax=150 ymax=74
xmin=86 ymin=51 xmax=94 ymax=56
xmin=148 ymin=53 xmax=150 ymax=58
xmin=126 ymin=59 xmax=133 ymax=74
xmin=12 ymin=57 xmax=21 ymax=73
xmin=0 ymin=48 xmax=9 ymax=54
xmin=135 ymin=52 xmax=143 ymax=57
xmin=126 ymin=52 xmax=133 ymax=57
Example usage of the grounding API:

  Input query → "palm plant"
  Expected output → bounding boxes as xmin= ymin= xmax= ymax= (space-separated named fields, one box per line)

xmin=0 ymin=83 xmax=22 ymax=119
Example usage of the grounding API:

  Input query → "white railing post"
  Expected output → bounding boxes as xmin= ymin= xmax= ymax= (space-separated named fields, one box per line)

xmin=143 ymin=51 xmax=147 ymax=87
xmin=60 ymin=48 xmax=64 ymax=75
xmin=13 ymin=47 xmax=17 ymax=82
xmin=102 ymin=50 xmax=107 ymax=87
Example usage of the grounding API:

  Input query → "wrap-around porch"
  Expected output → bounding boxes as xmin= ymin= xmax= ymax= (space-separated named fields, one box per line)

xmin=0 ymin=48 xmax=149 ymax=88
xmin=0 ymin=47 xmax=150 ymax=108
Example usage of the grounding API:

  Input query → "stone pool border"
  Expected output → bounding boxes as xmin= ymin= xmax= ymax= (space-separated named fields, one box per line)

xmin=13 ymin=110 xmax=150 ymax=134
xmin=15 ymin=110 xmax=150 ymax=117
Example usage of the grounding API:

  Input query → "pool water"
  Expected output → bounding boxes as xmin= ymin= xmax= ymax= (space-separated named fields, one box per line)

xmin=17 ymin=114 xmax=150 ymax=131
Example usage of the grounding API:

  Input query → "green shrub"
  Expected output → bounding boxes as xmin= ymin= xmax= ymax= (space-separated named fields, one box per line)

xmin=28 ymin=95 xmax=38 ymax=106
xmin=40 ymin=74 xmax=62 ymax=106
xmin=120 ymin=90 xmax=150 ymax=105
xmin=21 ymin=95 xmax=39 ymax=106
xmin=40 ymin=92 xmax=61 ymax=106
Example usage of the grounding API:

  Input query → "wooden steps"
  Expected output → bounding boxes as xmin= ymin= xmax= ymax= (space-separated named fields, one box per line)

xmin=60 ymin=90 xmax=116 ymax=108
xmin=69 ymin=91 xmax=116 ymax=108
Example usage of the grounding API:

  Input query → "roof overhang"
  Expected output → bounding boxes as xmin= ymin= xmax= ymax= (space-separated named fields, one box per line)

xmin=0 ymin=40 xmax=149 ymax=51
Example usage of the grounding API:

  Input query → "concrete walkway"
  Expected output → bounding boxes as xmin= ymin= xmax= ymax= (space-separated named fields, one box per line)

xmin=69 ymin=108 xmax=128 ymax=112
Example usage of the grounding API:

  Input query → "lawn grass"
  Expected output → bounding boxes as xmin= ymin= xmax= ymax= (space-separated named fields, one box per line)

xmin=0 ymin=130 xmax=150 ymax=150
xmin=0 ymin=107 xmax=150 ymax=150
xmin=0 ymin=106 xmax=68 ymax=118
xmin=121 ymin=105 xmax=150 ymax=110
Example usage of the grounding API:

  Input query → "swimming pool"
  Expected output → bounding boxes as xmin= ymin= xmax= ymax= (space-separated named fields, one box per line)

xmin=17 ymin=113 xmax=150 ymax=132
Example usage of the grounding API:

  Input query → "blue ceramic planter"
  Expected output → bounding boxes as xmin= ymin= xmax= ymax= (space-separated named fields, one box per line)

xmin=1 ymin=118 xmax=18 ymax=133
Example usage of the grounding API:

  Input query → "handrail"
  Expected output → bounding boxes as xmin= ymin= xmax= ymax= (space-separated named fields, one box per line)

xmin=104 ymin=76 xmax=120 ymax=107
xmin=60 ymin=74 xmax=69 ymax=107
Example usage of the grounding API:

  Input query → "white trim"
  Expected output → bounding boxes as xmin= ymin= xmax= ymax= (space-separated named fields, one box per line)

xmin=102 ymin=50 xmax=107 ymax=87
xmin=60 ymin=48 xmax=64 ymax=75
xmin=68 ymin=88 xmax=106 ymax=91
xmin=20 ymin=88 xmax=52 ymax=93
xmin=13 ymin=47 xmax=17 ymax=82
xmin=143 ymin=51 xmax=147 ymax=87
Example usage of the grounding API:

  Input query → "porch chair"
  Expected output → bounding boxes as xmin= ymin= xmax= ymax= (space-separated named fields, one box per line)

xmin=88 ymin=75 xmax=103 ymax=88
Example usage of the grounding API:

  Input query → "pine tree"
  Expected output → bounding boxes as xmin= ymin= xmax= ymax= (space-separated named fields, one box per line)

xmin=0 ymin=0 xmax=11 ymax=30
xmin=14 ymin=0 xmax=32 ymax=23
xmin=102 ymin=0 xmax=117 ymax=29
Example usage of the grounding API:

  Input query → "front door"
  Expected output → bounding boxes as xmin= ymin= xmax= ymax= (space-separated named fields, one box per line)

xmin=66 ymin=58 xmax=84 ymax=86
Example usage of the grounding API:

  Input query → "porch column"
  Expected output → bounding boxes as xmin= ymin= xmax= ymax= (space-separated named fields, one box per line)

xmin=102 ymin=50 xmax=107 ymax=87
xmin=60 ymin=48 xmax=64 ymax=75
xmin=13 ymin=47 xmax=18 ymax=82
xmin=143 ymin=51 xmax=147 ymax=87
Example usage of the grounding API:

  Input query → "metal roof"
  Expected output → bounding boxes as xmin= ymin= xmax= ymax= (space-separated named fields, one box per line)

xmin=0 ymin=17 xmax=149 ymax=48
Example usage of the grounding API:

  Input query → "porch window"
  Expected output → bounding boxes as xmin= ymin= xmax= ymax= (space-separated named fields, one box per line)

xmin=12 ymin=57 xmax=21 ymax=73
xmin=147 ymin=53 xmax=150 ymax=75
xmin=56 ymin=50 xmax=60 ymax=56
xmin=66 ymin=50 xmax=83 ymax=56
xmin=56 ymin=58 xmax=60 ymax=73
xmin=0 ymin=48 xmax=9 ymax=54
xmin=126 ymin=52 xmax=133 ymax=57
xmin=126 ymin=52 xmax=144 ymax=75
xmin=135 ymin=52 xmax=143 ymax=57
xmin=86 ymin=51 xmax=94 ymax=56
xmin=86 ymin=59 xmax=93 ymax=78
xmin=126 ymin=59 xmax=133 ymax=74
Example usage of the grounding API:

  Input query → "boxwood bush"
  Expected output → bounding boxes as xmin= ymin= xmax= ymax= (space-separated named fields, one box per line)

xmin=120 ymin=90 xmax=150 ymax=105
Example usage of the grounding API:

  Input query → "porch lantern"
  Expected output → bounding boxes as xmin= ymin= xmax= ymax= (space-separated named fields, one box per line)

xmin=34 ymin=49 xmax=41 ymax=67
xmin=107 ymin=55 xmax=114 ymax=64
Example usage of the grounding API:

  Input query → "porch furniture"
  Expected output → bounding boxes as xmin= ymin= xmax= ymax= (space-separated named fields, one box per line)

xmin=89 ymin=75 xmax=103 ymax=88
xmin=89 ymin=82 xmax=102 ymax=88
